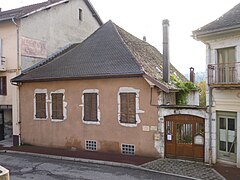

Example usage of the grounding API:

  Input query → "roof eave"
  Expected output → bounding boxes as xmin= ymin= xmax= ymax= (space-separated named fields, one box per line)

xmin=193 ymin=26 xmax=240 ymax=41
xmin=11 ymin=73 xmax=144 ymax=83
xmin=83 ymin=0 xmax=103 ymax=26
xmin=143 ymin=74 xmax=170 ymax=93
xmin=21 ymin=0 xmax=69 ymax=19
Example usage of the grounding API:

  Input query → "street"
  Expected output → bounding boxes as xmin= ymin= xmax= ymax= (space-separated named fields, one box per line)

xmin=0 ymin=152 xmax=189 ymax=180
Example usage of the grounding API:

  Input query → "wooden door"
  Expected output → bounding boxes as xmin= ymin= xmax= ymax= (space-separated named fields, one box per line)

xmin=165 ymin=115 xmax=204 ymax=161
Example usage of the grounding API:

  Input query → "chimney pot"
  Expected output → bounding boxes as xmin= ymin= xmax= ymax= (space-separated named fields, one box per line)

xmin=190 ymin=67 xmax=195 ymax=83
xmin=143 ymin=36 xmax=146 ymax=42
xmin=162 ymin=19 xmax=170 ymax=83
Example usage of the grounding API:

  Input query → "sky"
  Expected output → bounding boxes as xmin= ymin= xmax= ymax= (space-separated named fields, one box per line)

xmin=1 ymin=0 xmax=240 ymax=74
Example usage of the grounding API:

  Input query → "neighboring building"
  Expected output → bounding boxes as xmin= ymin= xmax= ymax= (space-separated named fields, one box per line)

xmin=193 ymin=3 xmax=240 ymax=168
xmin=12 ymin=20 xmax=206 ymax=159
xmin=0 ymin=0 xmax=102 ymax=143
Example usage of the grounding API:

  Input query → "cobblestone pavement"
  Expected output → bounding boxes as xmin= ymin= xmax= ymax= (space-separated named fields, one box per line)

xmin=142 ymin=159 xmax=225 ymax=180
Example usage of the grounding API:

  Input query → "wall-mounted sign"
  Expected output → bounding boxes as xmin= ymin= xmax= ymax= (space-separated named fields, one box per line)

xmin=167 ymin=134 xmax=172 ymax=141
xmin=21 ymin=36 xmax=47 ymax=58
xmin=194 ymin=135 xmax=204 ymax=145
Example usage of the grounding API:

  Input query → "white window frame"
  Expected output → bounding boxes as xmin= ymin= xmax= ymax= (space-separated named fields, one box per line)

xmin=34 ymin=89 xmax=48 ymax=120
xmin=81 ymin=89 xmax=100 ymax=125
xmin=50 ymin=89 xmax=67 ymax=122
xmin=117 ymin=87 xmax=144 ymax=127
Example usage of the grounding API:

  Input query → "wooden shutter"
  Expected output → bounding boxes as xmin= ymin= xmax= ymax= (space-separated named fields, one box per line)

xmin=120 ymin=93 xmax=136 ymax=123
xmin=84 ymin=93 xmax=97 ymax=121
xmin=35 ymin=93 xmax=46 ymax=118
xmin=0 ymin=76 xmax=6 ymax=95
xmin=52 ymin=93 xmax=63 ymax=119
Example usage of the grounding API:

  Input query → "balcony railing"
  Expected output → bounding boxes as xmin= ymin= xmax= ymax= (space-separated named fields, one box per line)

xmin=208 ymin=62 xmax=240 ymax=86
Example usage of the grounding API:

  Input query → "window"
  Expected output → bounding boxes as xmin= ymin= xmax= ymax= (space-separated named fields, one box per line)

xmin=35 ymin=93 xmax=46 ymax=119
xmin=79 ymin=8 xmax=82 ymax=20
xmin=217 ymin=47 xmax=236 ymax=83
xmin=51 ymin=93 xmax=63 ymax=119
xmin=120 ymin=93 xmax=136 ymax=124
xmin=85 ymin=140 xmax=97 ymax=151
xmin=84 ymin=93 xmax=98 ymax=121
xmin=121 ymin=144 xmax=135 ymax=155
xmin=0 ymin=76 xmax=6 ymax=95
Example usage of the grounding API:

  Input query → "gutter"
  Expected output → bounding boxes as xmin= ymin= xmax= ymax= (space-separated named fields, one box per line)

xmin=206 ymin=43 xmax=213 ymax=165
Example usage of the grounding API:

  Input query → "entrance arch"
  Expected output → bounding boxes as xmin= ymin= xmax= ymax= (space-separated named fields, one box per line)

xmin=165 ymin=114 xmax=205 ymax=161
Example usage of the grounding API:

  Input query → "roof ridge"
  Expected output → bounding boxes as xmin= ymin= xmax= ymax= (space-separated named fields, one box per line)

xmin=112 ymin=22 xmax=144 ymax=73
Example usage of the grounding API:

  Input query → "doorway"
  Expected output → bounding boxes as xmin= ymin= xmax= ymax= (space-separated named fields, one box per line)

xmin=165 ymin=115 xmax=204 ymax=161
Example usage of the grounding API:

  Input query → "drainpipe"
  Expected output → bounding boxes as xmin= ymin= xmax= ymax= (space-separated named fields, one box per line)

xmin=207 ymin=43 xmax=213 ymax=165
xmin=11 ymin=17 xmax=21 ymax=146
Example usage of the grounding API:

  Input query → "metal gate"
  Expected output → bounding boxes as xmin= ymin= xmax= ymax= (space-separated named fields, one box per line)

xmin=165 ymin=115 xmax=204 ymax=161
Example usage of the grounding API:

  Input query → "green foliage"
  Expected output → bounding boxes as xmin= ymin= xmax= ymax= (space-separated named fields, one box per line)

xmin=197 ymin=81 xmax=206 ymax=107
xmin=171 ymin=75 xmax=199 ymax=105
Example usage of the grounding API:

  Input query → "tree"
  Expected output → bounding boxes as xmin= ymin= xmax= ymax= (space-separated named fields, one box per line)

xmin=198 ymin=81 xmax=206 ymax=106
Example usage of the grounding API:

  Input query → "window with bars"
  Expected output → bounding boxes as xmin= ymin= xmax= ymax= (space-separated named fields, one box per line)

xmin=121 ymin=144 xmax=135 ymax=155
xmin=84 ymin=93 xmax=98 ymax=121
xmin=0 ymin=76 xmax=6 ymax=95
xmin=35 ymin=93 xmax=46 ymax=119
xmin=120 ymin=93 xmax=136 ymax=124
xmin=51 ymin=93 xmax=63 ymax=120
xmin=85 ymin=140 xmax=97 ymax=151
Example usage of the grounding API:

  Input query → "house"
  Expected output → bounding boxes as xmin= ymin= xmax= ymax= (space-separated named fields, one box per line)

xmin=12 ymin=20 xmax=206 ymax=159
xmin=0 ymin=0 xmax=102 ymax=144
xmin=193 ymin=3 xmax=240 ymax=168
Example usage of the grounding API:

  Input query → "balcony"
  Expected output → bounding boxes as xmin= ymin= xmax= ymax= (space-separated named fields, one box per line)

xmin=208 ymin=62 xmax=240 ymax=87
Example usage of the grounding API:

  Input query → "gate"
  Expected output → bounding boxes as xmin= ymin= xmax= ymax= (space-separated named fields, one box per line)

xmin=165 ymin=115 xmax=204 ymax=161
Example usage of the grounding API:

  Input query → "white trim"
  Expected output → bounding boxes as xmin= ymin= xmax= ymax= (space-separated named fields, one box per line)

xmin=81 ymin=89 xmax=100 ymax=125
xmin=33 ymin=89 xmax=48 ymax=120
xmin=50 ymin=89 xmax=67 ymax=122
xmin=117 ymin=87 xmax=144 ymax=127
xmin=21 ymin=0 xmax=69 ymax=18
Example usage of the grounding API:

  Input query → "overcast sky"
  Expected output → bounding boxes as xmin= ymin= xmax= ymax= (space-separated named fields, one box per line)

xmin=1 ymin=0 xmax=240 ymax=74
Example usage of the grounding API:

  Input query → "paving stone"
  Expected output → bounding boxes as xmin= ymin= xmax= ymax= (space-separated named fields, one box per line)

xmin=142 ymin=159 xmax=224 ymax=180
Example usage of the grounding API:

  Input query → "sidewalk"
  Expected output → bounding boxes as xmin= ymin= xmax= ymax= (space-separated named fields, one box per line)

xmin=0 ymin=139 xmax=239 ymax=180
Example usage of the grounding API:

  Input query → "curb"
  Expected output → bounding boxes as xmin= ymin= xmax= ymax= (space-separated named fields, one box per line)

xmin=0 ymin=149 xmax=196 ymax=179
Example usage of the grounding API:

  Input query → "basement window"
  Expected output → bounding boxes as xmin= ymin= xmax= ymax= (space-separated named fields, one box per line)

xmin=79 ymin=8 xmax=82 ymax=21
xmin=121 ymin=144 xmax=135 ymax=155
xmin=85 ymin=140 xmax=97 ymax=151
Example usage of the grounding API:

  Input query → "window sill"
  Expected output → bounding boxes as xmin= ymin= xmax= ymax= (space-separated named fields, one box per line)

xmin=82 ymin=120 xmax=100 ymax=125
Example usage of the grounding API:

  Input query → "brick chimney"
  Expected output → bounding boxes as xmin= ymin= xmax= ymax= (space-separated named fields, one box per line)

xmin=162 ymin=19 xmax=170 ymax=83
xmin=190 ymin=67 xmax=195 ymax=83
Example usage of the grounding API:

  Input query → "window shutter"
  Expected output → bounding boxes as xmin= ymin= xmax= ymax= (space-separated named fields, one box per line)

xmin=2 ymin=76 xmax=6 ymax=95
xmin=84 ymin=93 xmax=97 ymax=121
xmin=120 ymin=93 xmax=136 ymax=123
xmin=35 ymin=93 xmax=46 ymax=118
xmin=128 ymin=93 xmax=136 ymax=123
xmin=52 ymin=93 xmax=63 ymax=119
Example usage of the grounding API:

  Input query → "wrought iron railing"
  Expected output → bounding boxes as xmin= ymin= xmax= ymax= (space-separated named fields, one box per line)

xmin=208 ymin=62 xmax=240 ymax=85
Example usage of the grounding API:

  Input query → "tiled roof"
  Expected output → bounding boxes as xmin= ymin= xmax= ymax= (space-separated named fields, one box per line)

xmin=12 ymin=21 xmax=187 ymax=91
xmin=0 ymin=0 xmax=103 ymax=25
xmin=193 ymin=3 xmax=240 ymax=36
